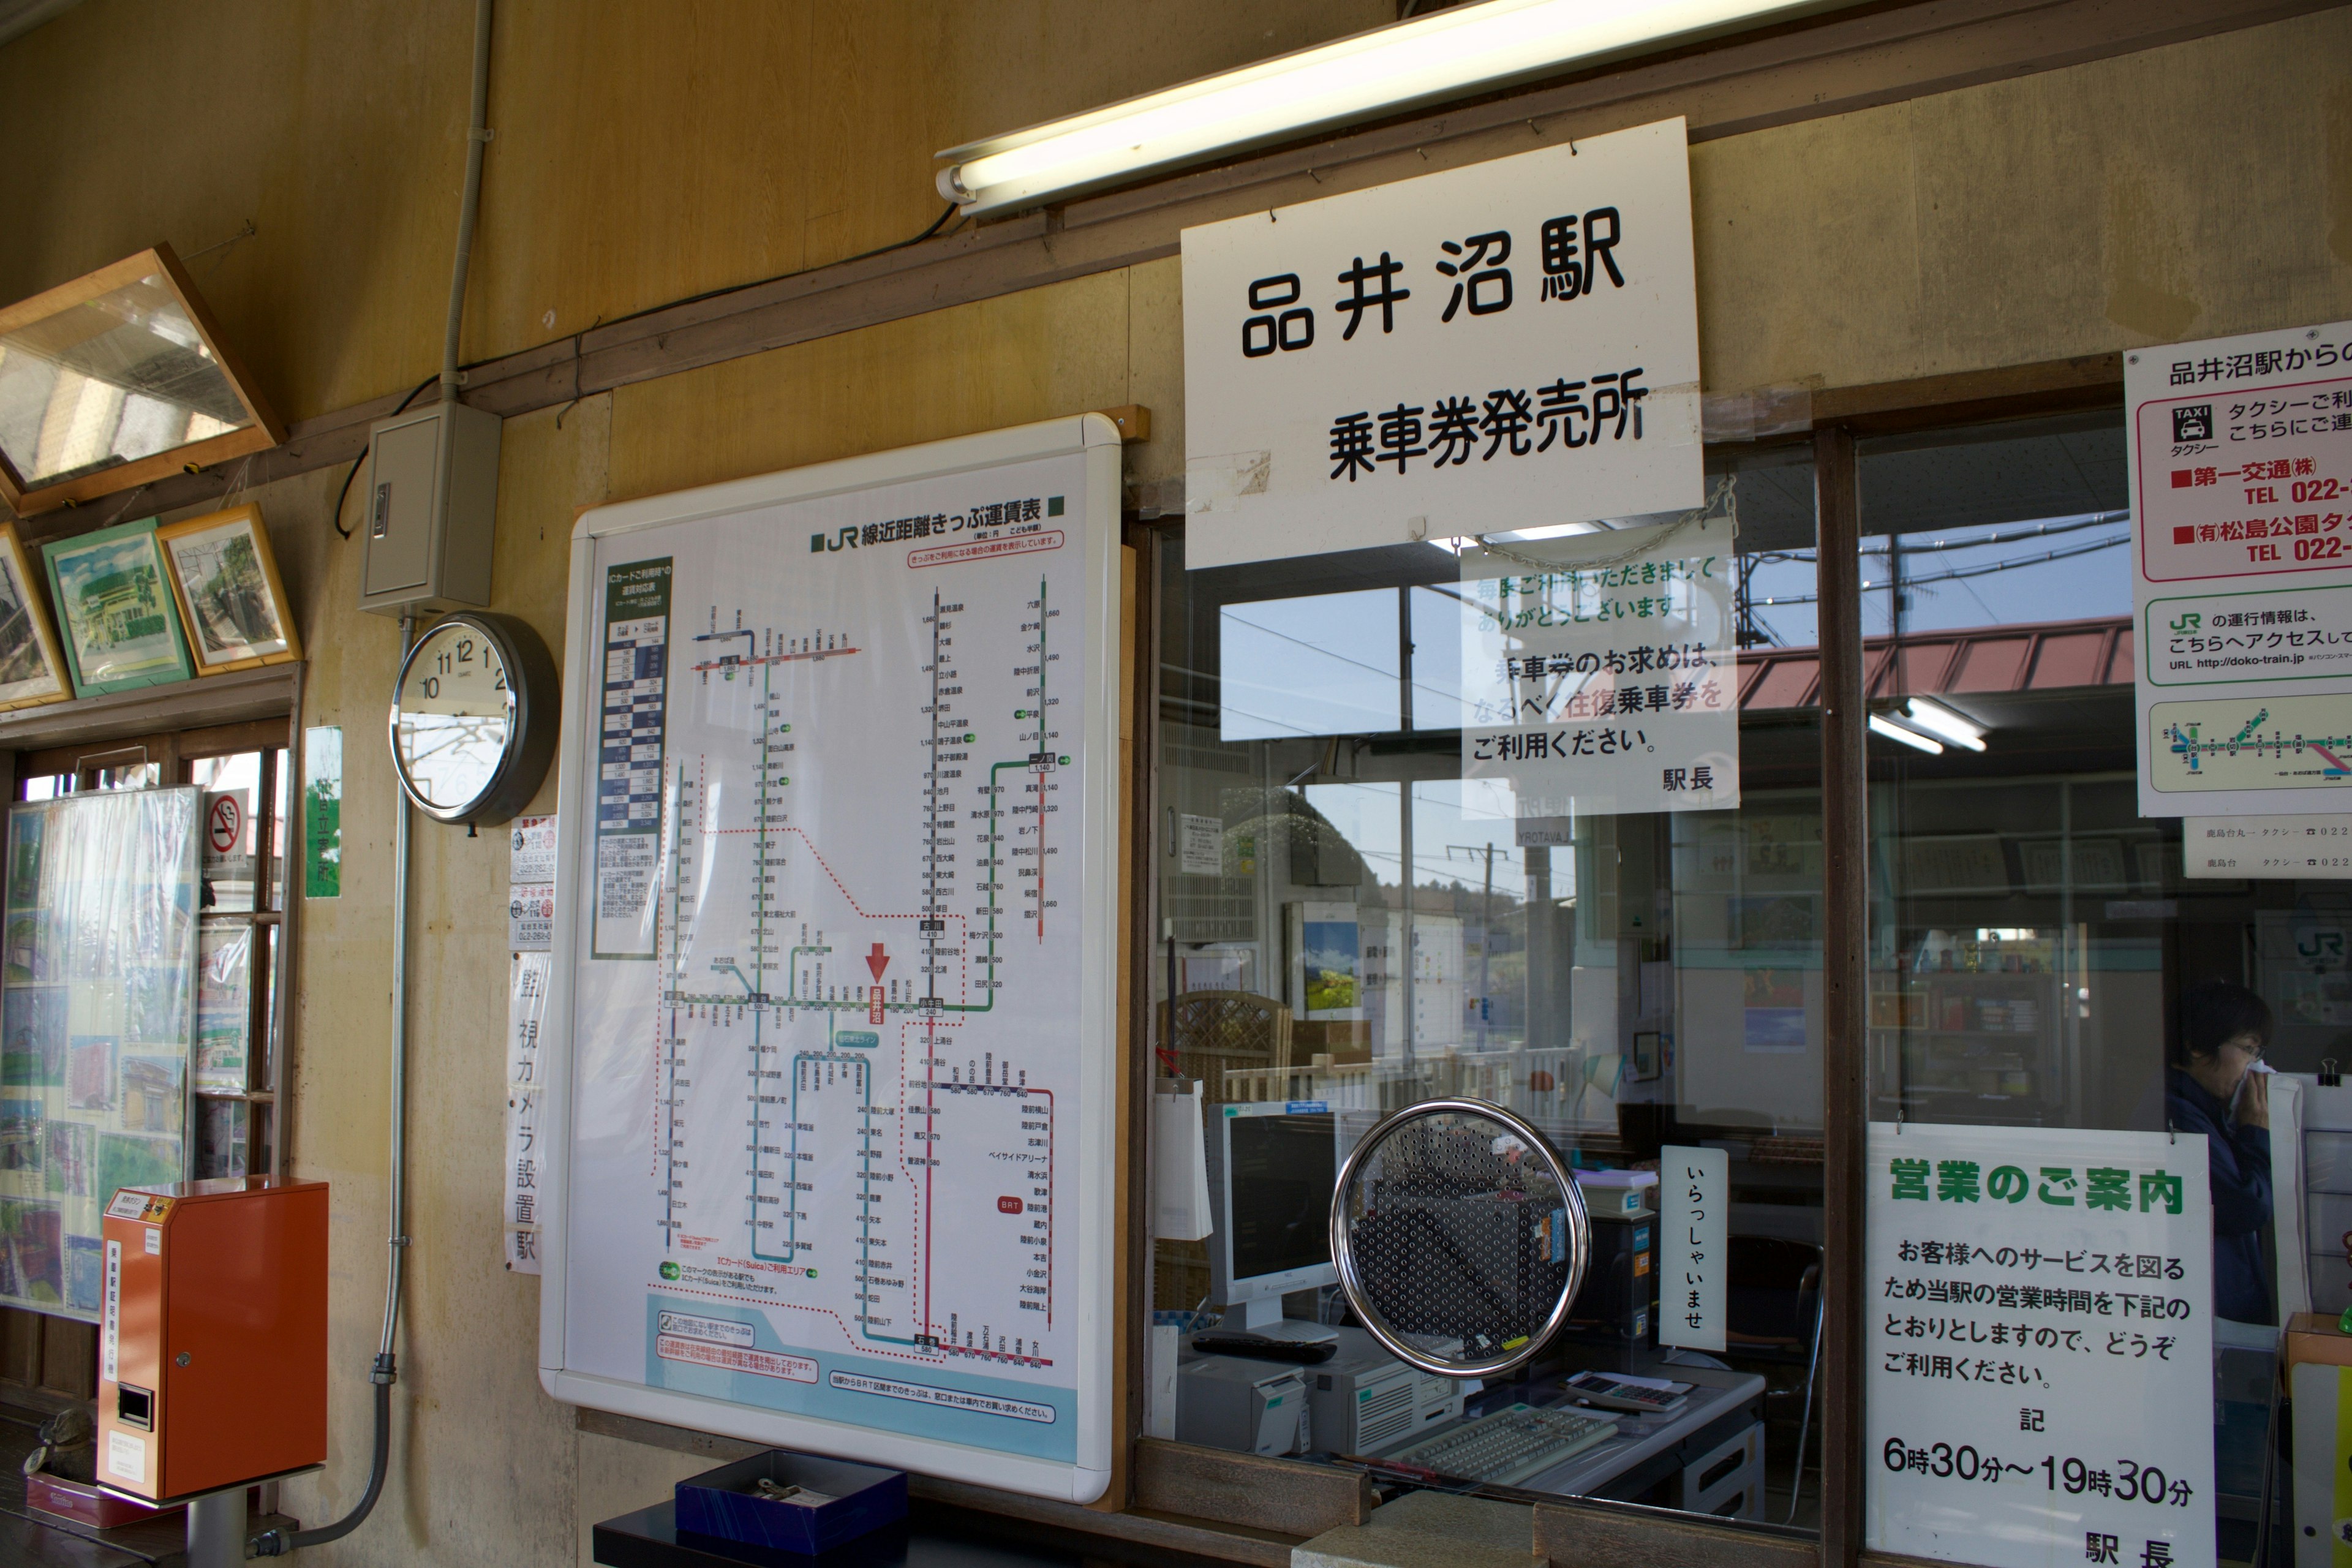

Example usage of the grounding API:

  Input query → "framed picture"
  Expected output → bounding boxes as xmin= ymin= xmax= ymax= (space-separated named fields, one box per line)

xmin=1630 ymin=1029 xmax=1662 ymax=1082
xmin=156 ymin=505 xmax=302 ymax=674
xmin=0 ymin=245 xmax=283 ymax=517
xmin=0 ymin=523 xmax=69 ymax=710
xmin=42 ymin=517 xmax=196 ymax=696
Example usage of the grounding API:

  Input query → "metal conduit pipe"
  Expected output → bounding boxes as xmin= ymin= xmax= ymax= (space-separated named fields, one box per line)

xmin=252 ymin=612 xmax=419 ymax=1558
xmin=258 ymin=5 xmax=492 ymax=1551
xmin=442 ymin=0 xmax=495 ymax=403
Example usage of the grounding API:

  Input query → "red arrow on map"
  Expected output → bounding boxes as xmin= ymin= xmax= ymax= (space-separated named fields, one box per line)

xmin=866 ymin=942 xmax=891 ymax=981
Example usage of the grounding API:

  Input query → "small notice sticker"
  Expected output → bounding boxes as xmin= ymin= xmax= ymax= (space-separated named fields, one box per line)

xmin=106 ymin=1430 xmax=145 ymax=1483
xmin=105 ymin=1191 xmax=170 ymax=1223
xmin=143 ymin=1227 xmax=160 ymax=1255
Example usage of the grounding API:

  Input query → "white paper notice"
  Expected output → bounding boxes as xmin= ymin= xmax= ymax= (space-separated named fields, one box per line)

xmin=1177 ymin=813 xmax=1222 ymax=877
xmin=1866 ymin=1123 xmax=2215 ymax=1568
xmin=1658 ymin=1145 xmax=1726 ymax=1352
xmin=2182 ymin=813 xmax=2352 ymax=878
xmin=1460 ymin=513 xmax=1739 ymax=817
xmin=1182 ymin=118 xmax=1702 ymax=568
xmin=503 ymin=952 xmax=551 ymax=1273
xmin=2128 ymin=320 xmax=2352 ymax=816
xmin=509 ymin=813 xmax=556 ymax=951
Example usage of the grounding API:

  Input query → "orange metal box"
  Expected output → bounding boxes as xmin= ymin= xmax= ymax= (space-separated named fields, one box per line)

xmin=97 ymin=1177 xmax=328 ymax=1502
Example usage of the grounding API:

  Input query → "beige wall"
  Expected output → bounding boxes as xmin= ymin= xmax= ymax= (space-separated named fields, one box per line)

xmin=0 ymin=0 xmax=1391 ymax=425
xmin=6 ymin=3 xmax=2352 ymax=1563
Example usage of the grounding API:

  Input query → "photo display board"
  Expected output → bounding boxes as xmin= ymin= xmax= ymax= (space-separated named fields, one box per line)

xmin=541 ymin=416 xmax=1124 ymax=1502
xmin=0 ymin=788 xmax=200 ymax=1320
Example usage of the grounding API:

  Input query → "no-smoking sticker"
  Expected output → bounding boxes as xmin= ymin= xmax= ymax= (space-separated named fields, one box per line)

xmin=208 ymin=793 xmax=243 ymax=854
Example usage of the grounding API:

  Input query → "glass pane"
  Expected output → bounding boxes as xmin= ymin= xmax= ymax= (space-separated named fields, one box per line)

xmin=18 ymin=775 xmax=64 ymax=802
xmin=194 ymin=1095 xmax=249 ymax=1178
xmin=1151 ymin=445 xmax=1825 ymax=1527
xmin=195 ymin=920 xmax=253 ymax=1091
xmin=0 ymin=272 xmax=253 ymax=490
xmin=1861 ymin=413 xmax=2275 ymax=1568
xmin=254 ymin=919 xmax=279 ymax=1095
xmin=268 ymin=746 xmax=290 ymax=910
xmin=87 ymin=761 xmax=158 ymax=791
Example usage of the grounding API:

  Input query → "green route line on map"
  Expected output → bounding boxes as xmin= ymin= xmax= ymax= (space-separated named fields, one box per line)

xmin=658 ymin=594 xmax=1060 ymax=1335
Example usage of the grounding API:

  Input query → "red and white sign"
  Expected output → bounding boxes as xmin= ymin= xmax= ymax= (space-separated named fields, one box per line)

xmin=207 ymin=793 xmax=243 ymax=854
xmin=2129 ymin=320 xmax=2352 ymax=817
xmin=2134 ymin=374 xmax=2351 ymax=583
xmin=200 ymin=789 xmax=253 ymax=892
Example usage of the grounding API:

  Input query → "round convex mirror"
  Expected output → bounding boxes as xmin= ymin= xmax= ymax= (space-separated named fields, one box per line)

xmin=1329 ymin=1098 xmax=1591 ymax=1379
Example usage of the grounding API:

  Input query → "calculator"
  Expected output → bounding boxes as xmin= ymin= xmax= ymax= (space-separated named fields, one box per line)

xmin=1563 ymin=1370 xmax=1691 ymax=1414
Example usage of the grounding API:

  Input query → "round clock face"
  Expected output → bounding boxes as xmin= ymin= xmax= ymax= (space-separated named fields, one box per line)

xmin=393 ymin=619 xmax=514 ymax=816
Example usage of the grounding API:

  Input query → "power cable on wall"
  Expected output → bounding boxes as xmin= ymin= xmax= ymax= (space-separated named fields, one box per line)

xmin=330 ymin=204 xmax=962 ymax=542
xmin=328 ymin=375 xmax=439 ymax=540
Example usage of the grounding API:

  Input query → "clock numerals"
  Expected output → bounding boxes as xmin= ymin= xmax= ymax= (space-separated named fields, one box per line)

xmin=390 ymin=612 xmax=556 ymax=827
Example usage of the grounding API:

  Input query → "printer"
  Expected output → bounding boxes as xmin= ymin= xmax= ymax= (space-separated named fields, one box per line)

xmin=1175 ymin=1350 xmax=1310 ymax=1457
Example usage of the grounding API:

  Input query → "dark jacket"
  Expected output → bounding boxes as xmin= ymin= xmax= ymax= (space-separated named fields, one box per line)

xmin=2165 ymin=1068 xmax=2273 ymax=1324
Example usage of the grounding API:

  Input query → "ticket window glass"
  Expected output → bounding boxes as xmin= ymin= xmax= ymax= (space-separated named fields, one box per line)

xmin=1858 ymin=413 xmax=2293 ymax=1567
xmin=1150 ymin=444 xmax=1827 ymax=1528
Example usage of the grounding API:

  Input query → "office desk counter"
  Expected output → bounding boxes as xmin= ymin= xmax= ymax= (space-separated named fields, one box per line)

xmin=1470 ymin=1362 xmax=1766 ymax=1501
xmin=594 ymin=1500 xmax=1247 ymax=1568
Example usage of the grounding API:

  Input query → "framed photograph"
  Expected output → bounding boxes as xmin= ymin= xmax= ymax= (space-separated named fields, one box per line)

xmin=1630 ymin=1030 xmax=1662 ymax=1082
xmin=156 ymin=505 xmax=302 ymax=674
xmin=42 ymin=517 xmax=195 ymax=696
xmin=0 ymin=524 xmax=69 ymax=710
xmin=0 ymin=245 xmax=283 ymax=517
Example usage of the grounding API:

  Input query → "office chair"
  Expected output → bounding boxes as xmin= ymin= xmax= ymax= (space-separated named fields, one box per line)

xmin=1725 ymin=1235 xmax=1824 ymax=1525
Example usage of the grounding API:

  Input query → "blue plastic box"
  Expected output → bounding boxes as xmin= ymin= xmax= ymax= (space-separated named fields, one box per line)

xmin=674 ymin=1452 xmax=907 ymax=1556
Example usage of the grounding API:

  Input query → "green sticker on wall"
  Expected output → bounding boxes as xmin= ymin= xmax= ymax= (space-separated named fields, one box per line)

xmin=304 ymin=726 xmax=342 ymax=899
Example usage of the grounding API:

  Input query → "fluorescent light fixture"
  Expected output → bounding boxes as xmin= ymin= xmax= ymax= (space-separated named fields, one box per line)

xmin=1869 ymin=713 xmax=1942 ymax=755
xmin=1901 ymin=697 xmax=1987 ymax=752
xmin=935 ymin=0 xmax=1850 ymax=216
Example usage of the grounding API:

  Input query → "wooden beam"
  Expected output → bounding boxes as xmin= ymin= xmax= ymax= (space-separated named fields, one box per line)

xmin=1814 ymin=424 xmax=1867 ymax=1568
xmin=0 ymin=663 xmax=299 ymax=753
xmin=1130 ymin=1439 xmax=1374 ymax=1539
xmin=1810 ymin=352 xmax=2125 ymax=434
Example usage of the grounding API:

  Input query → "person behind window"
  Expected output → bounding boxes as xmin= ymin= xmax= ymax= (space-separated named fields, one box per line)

xmin=2166 ymin=979 xmax=2273 ymax=1324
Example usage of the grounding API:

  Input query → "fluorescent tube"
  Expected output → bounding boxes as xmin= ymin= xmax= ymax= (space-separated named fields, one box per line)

xmin=935 ymin=0 xmax=1849 ymax=216
xmin=1869 ymin=713 xmax=1942 ymax=755
xmin=1901 ymin=698 xmax=1987 ymax=752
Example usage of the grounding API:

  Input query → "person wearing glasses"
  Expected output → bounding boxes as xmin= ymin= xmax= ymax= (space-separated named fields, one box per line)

xmin=2166 ymin=980 xmax=2274 ymax=1325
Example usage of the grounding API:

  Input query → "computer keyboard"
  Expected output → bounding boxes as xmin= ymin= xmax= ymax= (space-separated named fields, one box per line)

xmin=1377 ymin=1403 xmax=1618 ymax=1486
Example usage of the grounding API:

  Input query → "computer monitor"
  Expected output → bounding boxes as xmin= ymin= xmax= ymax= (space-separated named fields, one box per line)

xmin=1205 ymin=1101 xmax=1341 ymax=1342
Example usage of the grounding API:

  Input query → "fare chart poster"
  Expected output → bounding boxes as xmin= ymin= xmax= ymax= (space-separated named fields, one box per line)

xmin=1866 ymin=1123 xmax=2215 ymax=1568
xmin=554 ymin=436 xmax=1110 ymax=1487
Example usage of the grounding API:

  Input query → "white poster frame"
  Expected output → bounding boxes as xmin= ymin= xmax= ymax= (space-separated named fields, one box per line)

xmin=537 ymin=415 xmax=1125 ymax=1504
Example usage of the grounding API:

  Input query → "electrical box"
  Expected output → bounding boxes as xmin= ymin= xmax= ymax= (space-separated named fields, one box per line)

xmin=358 ymin=399 xmax=500 ymax=616
xmin=99 ymin=1178 xmax=329 ymax=1502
